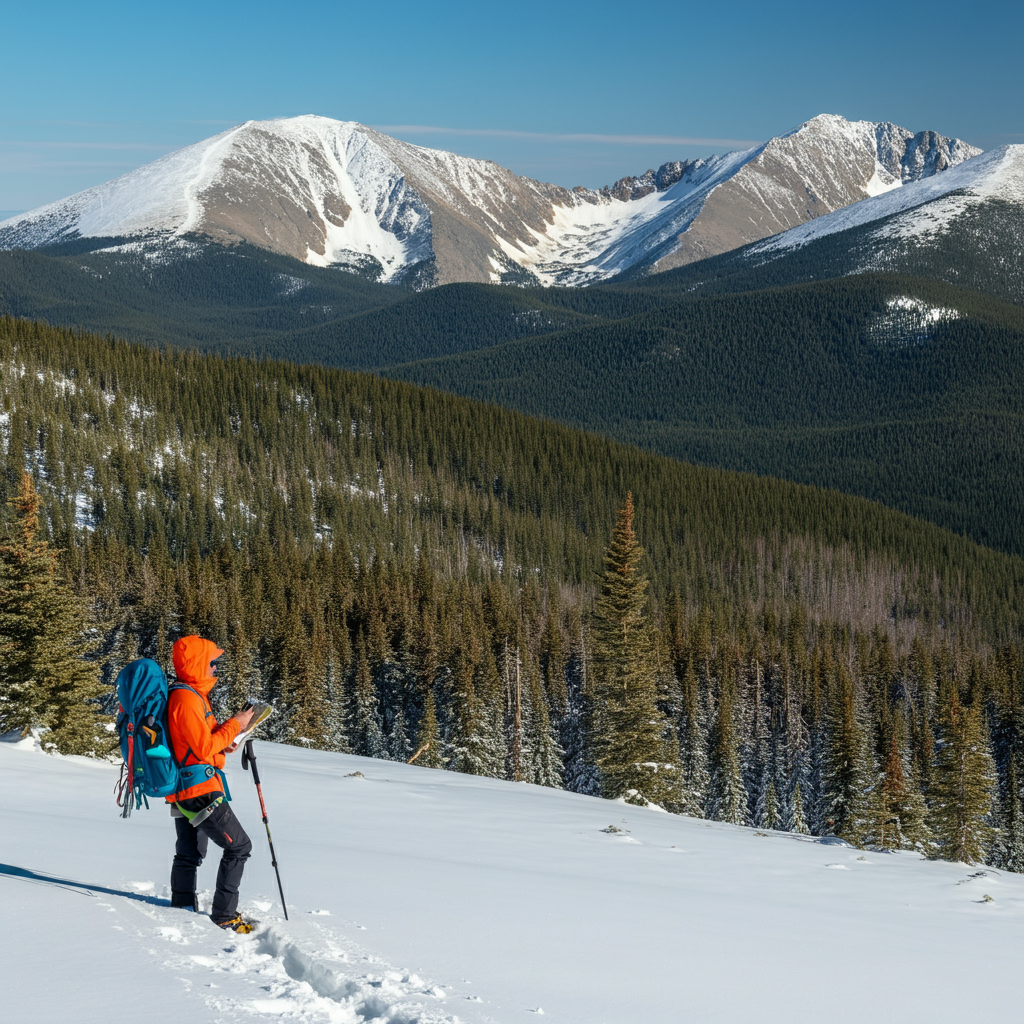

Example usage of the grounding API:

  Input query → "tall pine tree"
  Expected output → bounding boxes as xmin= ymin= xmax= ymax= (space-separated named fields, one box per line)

xmin=928 ymin=683 xmax=998 ymax=864
xmin=819 ymin=664 xmax=872 ymax=842
xmin=706 ymin=662 xmax=748 ymax=825
xmin=0 ymin=473 xmax=111 ymax=755
xmin=589 ymin=494 xmax=676 ymax=807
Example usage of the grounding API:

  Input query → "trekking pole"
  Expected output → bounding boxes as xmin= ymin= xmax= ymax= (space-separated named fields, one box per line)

xmin=241 ymin=739 xmax=289 ymax=920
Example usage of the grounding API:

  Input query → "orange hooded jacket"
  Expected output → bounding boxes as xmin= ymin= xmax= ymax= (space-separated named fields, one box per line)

xmin=165 ymin=636 xmax=241 ymax=803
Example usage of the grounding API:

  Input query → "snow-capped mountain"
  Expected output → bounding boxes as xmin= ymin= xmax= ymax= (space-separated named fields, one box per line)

xmin=0 ymin=114 xmax=979 ymax=287
xmin=751 ymin=143 xmax=1024 ymax=257
xmin=652 ymin=143 xmax=1024 ymax=306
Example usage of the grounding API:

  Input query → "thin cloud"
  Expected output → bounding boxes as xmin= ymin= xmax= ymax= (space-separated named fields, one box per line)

xmin=0 ymin=119 xmax=128 ymax=129
xmin=0 ymin=156 xmax=139 ymax=172
xmin=0 ymin=141 xmax=174 ymax=151
xmin=372 ymin=124 xmax=761 ymax=148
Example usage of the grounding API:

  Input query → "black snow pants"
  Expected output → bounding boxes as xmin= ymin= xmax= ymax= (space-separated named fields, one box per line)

xmin=170 ymin=800 xmax=252 ymax=923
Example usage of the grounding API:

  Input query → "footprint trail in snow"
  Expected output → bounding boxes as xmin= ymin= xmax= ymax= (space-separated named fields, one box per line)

xmin=116 ymin=888 xmax=496 ymax=1024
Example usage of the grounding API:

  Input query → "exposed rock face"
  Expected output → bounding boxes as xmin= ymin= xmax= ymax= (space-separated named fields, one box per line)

xmin=357 ymin=124 xmax=582 ymax=285
xmin=598 ymin=160 xmax=697 ymax=202
xmin=0 ymin=113 xmax=981 ymax=286
xmin=651 ymin=115 xmax=982 ymax=273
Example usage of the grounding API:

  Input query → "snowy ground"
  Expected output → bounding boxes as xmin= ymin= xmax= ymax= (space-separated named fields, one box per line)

xmin=2 ymin=734 xmax=1022 ymax=1024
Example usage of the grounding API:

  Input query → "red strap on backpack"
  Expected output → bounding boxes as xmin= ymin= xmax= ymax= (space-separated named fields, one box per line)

xmin=116 ymin=720 xmax=136 ymax=818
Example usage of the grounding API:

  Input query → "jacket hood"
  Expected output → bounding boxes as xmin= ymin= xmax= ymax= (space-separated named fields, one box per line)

xmin=172 ymin=635 xmax=224 ymax=694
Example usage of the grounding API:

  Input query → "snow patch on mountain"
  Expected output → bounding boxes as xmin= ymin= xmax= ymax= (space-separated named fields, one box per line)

xmin=864 ymin=162 xmax=904 ymax=198
xmin=504 ymin=148 xmax=760 ymax=285
xmin=864 ymin=296 xmax=964 ymax=347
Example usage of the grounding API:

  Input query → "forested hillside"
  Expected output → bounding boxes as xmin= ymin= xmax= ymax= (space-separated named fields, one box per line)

xmin=5 ymin=237 xmax=1022 ymax=558
xmin=2 ymin=315 xmax=1024 ymax=867
xmin=0 ymin=243 xmax=594 ymax=364
xmin=385 ymin=274 xmax=1024 ymax=556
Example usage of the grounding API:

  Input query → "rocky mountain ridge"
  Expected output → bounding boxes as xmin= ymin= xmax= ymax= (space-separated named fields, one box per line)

xmin=0 ymin=114 xmax=980 ymax=287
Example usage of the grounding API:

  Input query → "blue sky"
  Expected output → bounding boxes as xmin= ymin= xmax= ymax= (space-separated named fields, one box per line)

xmin=2 ymin=0 xmax=1021 ymax=213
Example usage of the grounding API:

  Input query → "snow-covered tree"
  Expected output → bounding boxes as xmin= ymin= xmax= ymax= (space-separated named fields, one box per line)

xmin=754 ymin=767 xmax=781 ymax=830
xmin=819 ymin=667 xmax=873 ymax=843
xmin=707 ymin=666 xmax=748 ymax=825
xmin=676 ymin=656 xmax=709 ymax=816
xmin=993 ymin=750 xmax=1024 ymax=872
xmin=350 ymin=632 xmax=385 ymax=758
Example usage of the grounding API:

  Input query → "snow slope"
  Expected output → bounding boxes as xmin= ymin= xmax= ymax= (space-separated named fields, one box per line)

xmin=3 ymin=733 xmax=1022 ymax=1024
xmin=0 ymin=119 xmax=434 ymax=282
xmin=751 ymin=144 xmax=1024 ymax=256
xmin=0 ymin=115 xmax=979 ymax=287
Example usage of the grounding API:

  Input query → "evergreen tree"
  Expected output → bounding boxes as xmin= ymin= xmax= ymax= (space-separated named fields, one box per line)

xmin=804 ymin=743 xmax=826 ymax=835
xmin=529 ymin=670 xmax=565 ymax=788
xmin=677 ymin=656 xmax=709 ymax=816
xmin=754 ymin=767 xmax=781 ymax=830
xmin=784 ymin=777 xmax=810 ymax=834
xmin=322 ymin=644 xmax=350 ymax=753
xmin=350 ymin=632 xmax=385 ymax=758
xmin=472 ymin=642 xmax=509 ymax=777
xmin=415 ymin=688 xmax=443 ymax=769
xmin=589 ymin=494 xmax=676 ymax=807
xmin=706 ymin=666 xmax=748 ymax=825
xmin=908 ymin=636 xmax=937 ymax=791
xmin=929 ymin=684 xmax=999 ymax=864
xmin=862 ymin=731 xmax=931 ymax=852
xmin=993 ymin=750 xmax=1024 ymax=872
xmin=0 ymin=473 xmax=112 ymax=755
xmin=279 ymin=602 xmax=327 ymax=747
xmin=819 ymin=666 xmax=872 ymax=843
xmin=560 ymin=634 xmax=600 ymax=796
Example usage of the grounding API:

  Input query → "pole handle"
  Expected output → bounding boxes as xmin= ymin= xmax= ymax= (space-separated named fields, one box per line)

xmin=243 ymin=739 xmax=262 ymax=784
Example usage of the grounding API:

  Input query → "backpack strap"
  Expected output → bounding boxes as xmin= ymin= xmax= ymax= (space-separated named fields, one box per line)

xmin=168 ymin=682 xmax=231 ymax=803
xmin=177 ymin=764 xmax=232 ymax=802
xmin=169 ymin=681 xmax=215 ymax=718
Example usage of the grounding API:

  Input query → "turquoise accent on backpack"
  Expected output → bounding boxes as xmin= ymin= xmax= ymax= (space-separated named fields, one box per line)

xmin=178 ymin=763 xmax=232 ymax=801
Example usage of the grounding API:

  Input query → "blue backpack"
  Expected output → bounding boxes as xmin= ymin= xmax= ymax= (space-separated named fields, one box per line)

xmin=115 ymin=658 xmax=232 ymax=818
xmin=115 ymin=659 xmax=181 ymax=816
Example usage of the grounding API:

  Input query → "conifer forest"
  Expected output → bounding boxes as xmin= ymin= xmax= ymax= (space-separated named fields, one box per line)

xmin=2 ymin=314 xmax=1024 ymax=871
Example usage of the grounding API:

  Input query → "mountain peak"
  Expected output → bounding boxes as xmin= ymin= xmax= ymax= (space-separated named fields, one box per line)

xmin=0 ymin=114 xmax=983 ymax=287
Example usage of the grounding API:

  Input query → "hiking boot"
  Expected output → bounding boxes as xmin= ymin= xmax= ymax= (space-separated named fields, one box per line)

xmin=214 ymin=913 xmax=256 ymax=934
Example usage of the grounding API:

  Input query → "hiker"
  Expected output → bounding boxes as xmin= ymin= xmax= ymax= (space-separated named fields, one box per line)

xmin=166 ymin=635 xmax=255 ymax=932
